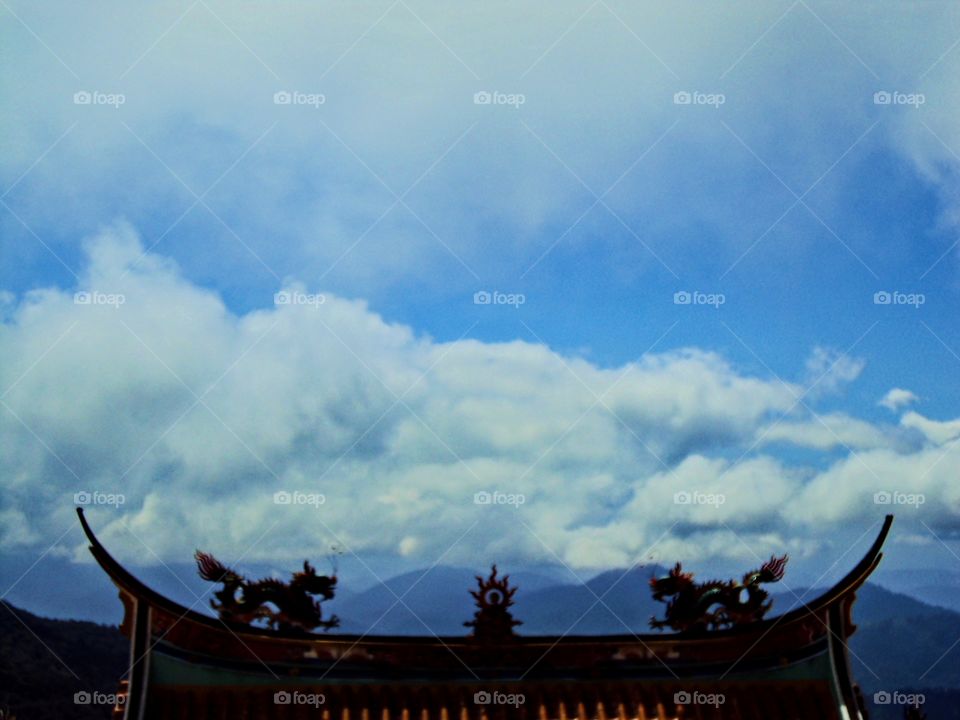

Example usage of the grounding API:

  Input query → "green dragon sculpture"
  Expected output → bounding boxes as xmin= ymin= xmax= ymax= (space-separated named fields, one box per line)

xmin=650 ymin=554 xmax=788 ymax=632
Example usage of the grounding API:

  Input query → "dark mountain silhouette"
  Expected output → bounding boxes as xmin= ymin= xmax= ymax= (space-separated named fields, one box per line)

xmin=328 ymin=565 xmax=563 ymax=635
xmin=848 ymin=586 xmax=960 ymax=689
xmin=0 ymin=601 xmax=127 ymax=720
xmin=875 ymin=569 xmax=960 ymax=614
xmin=513 ymin=565 xmax=667 ymax=635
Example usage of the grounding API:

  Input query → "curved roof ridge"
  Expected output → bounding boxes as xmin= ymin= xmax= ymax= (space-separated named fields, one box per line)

xmin=76 ymin=507 xmax=893 ymax=643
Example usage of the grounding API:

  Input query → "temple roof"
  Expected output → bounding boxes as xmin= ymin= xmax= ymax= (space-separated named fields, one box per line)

xmin=76 ymin=508 xmax=893 ymax=720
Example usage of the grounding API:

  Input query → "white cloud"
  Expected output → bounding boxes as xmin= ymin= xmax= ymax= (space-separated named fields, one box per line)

xmin=755 ymin=413 xmax=894 ymax=452
xmin=4 ymin=2 xmax=960 ymax=292
xmin=0 ymin=508 xmax=40 ymax=547
xmin=803 ymin=346 xmax=866 ymax=397
xmin=900 ymin=411 xmax=960 ymax=445
xmin=2 ymin=225 xmax=958 ymax=571
xmin=794 ymin=442 xmax=960 ymax=526
xmin=880 ymin=387 xmax=919 ymax=411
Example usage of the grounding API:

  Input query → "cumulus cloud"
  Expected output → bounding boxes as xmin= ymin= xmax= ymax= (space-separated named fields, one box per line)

xmin=803 ymin=346 xmax=866 ymax=397
xmin=900 ymin=411 xmax=960 ymax=446
xmin=754 ymin=413 xmax=896 ymax=452
xmin=1 ymin=225 xmax=958 ymax=572
xmin=880 ymin=387 xmax=919 ymax=411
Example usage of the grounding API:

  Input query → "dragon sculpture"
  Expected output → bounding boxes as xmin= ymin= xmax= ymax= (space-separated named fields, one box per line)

xmin=464 ymin=565 xmax=522 ymax=641
xmin=195 ymin=551 xmax=339 ymax=633
xmin=649 ymin=554 xmax=788 ymax=632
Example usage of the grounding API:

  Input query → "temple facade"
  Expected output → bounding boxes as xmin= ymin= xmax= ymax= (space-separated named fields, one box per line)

xmin=77 ymin=508 xmax=894 ymax=720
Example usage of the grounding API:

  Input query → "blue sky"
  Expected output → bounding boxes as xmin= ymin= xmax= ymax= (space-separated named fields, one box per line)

xmin=3 ymin=1 xmax=960 ymax=621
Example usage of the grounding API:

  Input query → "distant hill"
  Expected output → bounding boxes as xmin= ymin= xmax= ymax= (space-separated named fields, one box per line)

xmin=513 ymin=565 xmax=667 ymax=635
xmin=770 ymin=581 xmax=948 ymax=623
xmin=874 ymin=569 xmax=960 ymax=614
xmin=848 ymin=585 xmax=960 ymax=689
xmin=0 ymin=601 xmax=127 ymax=720
xmin=329 ymin=565 xmax=563 ymax=634
xmin=328 ymin=564 xmax=669 ymax=636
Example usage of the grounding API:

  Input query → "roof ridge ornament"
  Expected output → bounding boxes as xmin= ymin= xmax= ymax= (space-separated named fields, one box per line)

xmin=649 ymin=553 xmax=788 ymax=633
xmin=194 ymin=550 xmax=339 ymax=633
xmin=464 ymin=564 xmax=522 ymax=641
